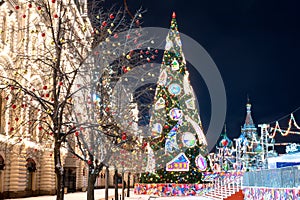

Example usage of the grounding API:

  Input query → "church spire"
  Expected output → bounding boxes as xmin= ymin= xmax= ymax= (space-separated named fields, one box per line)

xmin=245 ymin=97 xmax=254 ymax=127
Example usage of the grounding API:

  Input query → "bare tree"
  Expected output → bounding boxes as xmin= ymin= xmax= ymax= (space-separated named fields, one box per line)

xmin=66 ymin=7 xmax=158 ymax=198
xmin=0 ymin=0 xmax=157 ymax=199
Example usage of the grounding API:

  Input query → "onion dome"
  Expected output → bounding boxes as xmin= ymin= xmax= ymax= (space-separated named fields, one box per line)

xmin=219 ymin=125 xmax=233 ymax=148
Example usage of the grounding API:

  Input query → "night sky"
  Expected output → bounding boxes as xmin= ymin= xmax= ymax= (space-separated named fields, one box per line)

xmin=104 ymin=0 xmax=300 ymax=151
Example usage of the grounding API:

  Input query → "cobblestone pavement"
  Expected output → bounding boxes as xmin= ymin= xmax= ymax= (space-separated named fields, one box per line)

xmin=5 ymin=189 xmax=213 ymax=200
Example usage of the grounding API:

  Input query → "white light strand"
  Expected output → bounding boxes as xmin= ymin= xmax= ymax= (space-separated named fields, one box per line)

xmin=269 ymin=114 xmax=300 ymax=138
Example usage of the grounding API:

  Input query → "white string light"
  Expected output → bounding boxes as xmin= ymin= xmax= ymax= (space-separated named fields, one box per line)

xmin=269 ymin=114 xmax=300 ymax=138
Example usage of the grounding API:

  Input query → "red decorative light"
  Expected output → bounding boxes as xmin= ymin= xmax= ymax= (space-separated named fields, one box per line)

xmin=221 ymin=139 xmax=229 ymax=147
xmin=102 ymin=21 xmax=107 ymax=27
xmin=121 ymin=133 xmax=127 ymax=140
xmin=172 ymin=12 xmax=176 ymax=19
xmin=109 ymin=14 xmax=114 ymax=19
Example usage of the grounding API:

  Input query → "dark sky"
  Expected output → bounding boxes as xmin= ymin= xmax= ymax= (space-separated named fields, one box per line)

xmin=104 ymin=0 xmax=300 ymax=150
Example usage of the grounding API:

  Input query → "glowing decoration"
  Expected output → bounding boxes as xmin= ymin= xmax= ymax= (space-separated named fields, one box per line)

xmin=286 ymin=143 xmax=300 ymax=154
xmin=176 ymin=37 xmax=182 ymax=47
xmin=185 ymin=99 xmax=195 ymax=109
xmin=166 ymin=153 xmax=190 ymax=171
xmin=155 ymin=97 xmax=165 ymax=110
xmin=152 ymin=123 xmax=162 ymax=137
xmin=146 ymin=143 xmax=156 ymax=173
xmin=171 ymin=59 xmax=180 ymax=71
xmin=182 ymin=132 xmax=196 ymax=148
xmin=195 ymin=154 xmax=207 ymax=171
xmin=165 ymin=124 xmax=180 ymax=153
xmin=169 ymin=108 xmax=183 ymax=121
xmin=158 ymin=69 xmax=167 ymax=86
xmin=168 ymin=83 xmax=181 ymax=96
xmin=185 ymin=115 xmax=207 ymax=145
xmin=270 ymin=114 xmax=300 ymax=138
xmin=165 ymin=38 xmax=172 ymax=50
xmin=183 ymin=74 xmax=192 ymax=94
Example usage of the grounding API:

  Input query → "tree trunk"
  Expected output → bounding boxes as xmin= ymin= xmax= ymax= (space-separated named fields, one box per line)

xmin=127 ymin=173 xmax=130 ymax=197
xmin=54 ymin=141 xmax=64 ymax=200
xmin=87 ymin=172 xmax=97 ymax=200
xmin=121 ymin=171 xmax=124 ymax=200
xmin=114 ymin=169 xmax=118 ymax=200
xmin=105 ymin=167 xmax=109 ymax=200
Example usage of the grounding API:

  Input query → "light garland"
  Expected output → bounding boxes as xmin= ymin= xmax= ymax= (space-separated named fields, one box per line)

xmin=269 ymin=114 xmax=300 ymax=138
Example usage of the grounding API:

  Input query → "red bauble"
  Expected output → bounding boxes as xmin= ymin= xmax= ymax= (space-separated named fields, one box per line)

xmin=51 ymin=0 xmax=56 ymax=3
xmin=41 ymin=32 xmax=46 ymax=37
xmin=164 ymin=125 xmax=169 ymax=129
xmin=109 ymin=14 xmax=114 ymax=19
xmin=58 ymin=81 xmax=63 ymax=86
xmin=221 ymin=139 xmax=228 ymax=147
xmin=15 ymin=117 xmax=19 ymax=121
xmin=37 ymin=6 xmax=42 ymax=10
xmin=15 ymin=5 xmax=20 ymax=9
xmin=102 ymin=21 xmax=107 ymax=27
xmin=105 ymin=107 xmax=110 ymax=112
xmin=45 ymin=93 xmax=50 ymax=98
xmin=43 ymin=85 xmax=47 ymax=90
xmin=22 ymin=14 xmax=26 ymax=18
xmin=49 ymin=153 xmax=52 ymax=157
xmin=12 ymin=104 xmax=17 ymax=109
xmin=113 ymin=33 xmax=118 ymax=38
xmin=87 ymin=160 xmax=92 ymax=165
xmin=121 ymin=133 xmax=127 ymax=140
xmin=28 ymin=3 xmax=32 ymax=8
xmin=135 ymin=20 xmax=140 ymax=26
xmin=54 ymin=14 xmax=58 ymax=18
xmin=38 ymin=126 xmax=43 ymax=130
xmin=75 ymin=131 xmax=79 ymax=137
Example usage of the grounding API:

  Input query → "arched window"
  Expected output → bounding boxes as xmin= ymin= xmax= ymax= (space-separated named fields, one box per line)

xmin=26 ymin=158 xmax=36 ymax=191
xmin=0 ymin=155 xmax=4 ymax=170
xmin=26 ymin=158 xmax=36 ymax=172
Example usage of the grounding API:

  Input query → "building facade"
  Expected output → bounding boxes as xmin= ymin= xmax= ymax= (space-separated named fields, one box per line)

xmin=0 ymin=0 xmax=134 ymax=198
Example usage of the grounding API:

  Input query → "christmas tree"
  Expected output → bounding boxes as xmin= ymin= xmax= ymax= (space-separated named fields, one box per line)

xmin=141 ymin=12 xmax=210 ymax=184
